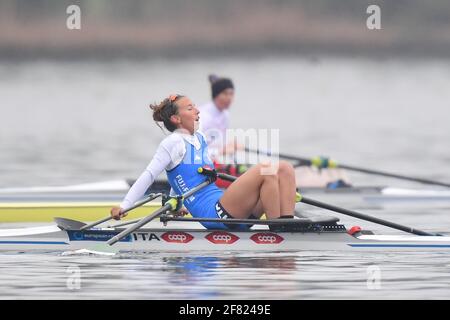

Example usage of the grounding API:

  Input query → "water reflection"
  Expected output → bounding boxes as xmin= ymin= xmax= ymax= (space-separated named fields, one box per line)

xmin=125 ymin=254 xmax=299 ymax=299
xmin=2 ymin=250 xmax=450 ymax=299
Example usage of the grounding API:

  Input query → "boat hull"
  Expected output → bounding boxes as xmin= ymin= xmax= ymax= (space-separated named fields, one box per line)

xmin=1 ymin=224 xmax=449 ymax=253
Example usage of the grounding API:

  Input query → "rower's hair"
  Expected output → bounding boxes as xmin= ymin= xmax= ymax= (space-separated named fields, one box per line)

xmin=208 ymin=74 xmax=219 ymax=84
xmin=149 ymin=95 xmax=184 ymax=132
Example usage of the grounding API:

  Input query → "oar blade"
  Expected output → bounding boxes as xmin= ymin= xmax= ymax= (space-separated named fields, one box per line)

xmin=54 ymin=217 xmax=87 ymax=230
xmin=61 ymin=243 xmax=119 ymax=256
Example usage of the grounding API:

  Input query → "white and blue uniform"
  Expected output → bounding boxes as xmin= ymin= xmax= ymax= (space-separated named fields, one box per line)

xmin=166 ymin=132 xmax=225 ymax=229
xmin=120 ymin=130 xmax=245 ymax=229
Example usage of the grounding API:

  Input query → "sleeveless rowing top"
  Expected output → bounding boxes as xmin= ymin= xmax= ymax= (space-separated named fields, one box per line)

xmin=166 ymin=132 xmax=224 ymax=217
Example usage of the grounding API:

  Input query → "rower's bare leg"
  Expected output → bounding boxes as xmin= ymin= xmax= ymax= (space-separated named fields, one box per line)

xmin=278 ymin=161 xmax=296 ymax=215
xmin=251 ymin=199 xmax=264 ymax=219
xmin=220 ymin=163 xmax=281 ymax=219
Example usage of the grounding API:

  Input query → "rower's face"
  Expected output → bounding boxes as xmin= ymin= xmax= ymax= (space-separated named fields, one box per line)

xmin=214 ymin=88 xmax=234 ymax=111
xmin=171 ymin=97 xmax=200 ymax=134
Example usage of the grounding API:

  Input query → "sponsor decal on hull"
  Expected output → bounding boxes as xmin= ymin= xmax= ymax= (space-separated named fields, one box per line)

xmin=250 ymin=233 xmax=284 ymax=244
xmin=132 ymin=233 xmax=160 ymax=241
xmin=205 ymin=231 xmax=239 ymax=244
xmin=161 ymin=231 xmax=194 ymax=244
xmin=68 ymin=230 xmax=132 ymax=242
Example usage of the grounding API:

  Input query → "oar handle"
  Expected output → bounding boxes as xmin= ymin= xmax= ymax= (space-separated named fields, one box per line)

xmin=198 ymin=167 xmax=239 ymax=182
xmin=110 ymin=170 xmax=223 ymax=229
xmin=300 ymin=196 xmax=437 ymax=236
xmin=203 ymin=167 xmax=303 ymax=202
xmin=108 ymin=218 xmax=141 ymax=228
xmin=121 ymin=193 xmax=161 ymax=215
xmin=80 ymin=193 xmax=161 ymax=230
xmin=107 ymin=202 xmax=173 ymax=245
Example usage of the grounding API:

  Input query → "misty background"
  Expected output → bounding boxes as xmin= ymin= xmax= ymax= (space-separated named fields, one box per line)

xmin=1 ymin=0 xmax=450 ymax=59
xmin=0 ymin=1 xmax=449 ymax=187
xmin=2 ymin=1 xmax=450 ymax=301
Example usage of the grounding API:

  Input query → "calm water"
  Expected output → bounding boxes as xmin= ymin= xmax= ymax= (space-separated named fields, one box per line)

xmin=1 ymin=56 xmax=449 ymax=187
xmin=1 ymin=246 xmax=450 ymax=299
xmin=1 ymin=56 xmax=450 ymax=299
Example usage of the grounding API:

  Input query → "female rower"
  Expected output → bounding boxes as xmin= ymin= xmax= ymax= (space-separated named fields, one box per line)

xmin=199 ymin=74 xmax=350 ymax=189
xmin=110 ymin=94 xmax=297 ymax=230
xmin=199 ymin=74 xmax=235 ymax=157
xmin=199 ymin=74 xmax=247 ymax=187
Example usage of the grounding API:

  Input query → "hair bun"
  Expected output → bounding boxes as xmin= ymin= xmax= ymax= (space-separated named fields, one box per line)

xmin=208 ymin=74 xmax=219 ymax=84
xmin=149 ymin=102 xmax=164 ymax=122
xmin=149 ymin=95 xmax=183 ymax=133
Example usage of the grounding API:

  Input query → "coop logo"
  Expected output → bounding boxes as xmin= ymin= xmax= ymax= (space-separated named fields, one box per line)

xmin=161 ymin=231 xmax=194 ymax=244
xmin=250 ymin=233 xmax=284 ymax=244
xmin=205 ymin=231 xmax=239 ymax=244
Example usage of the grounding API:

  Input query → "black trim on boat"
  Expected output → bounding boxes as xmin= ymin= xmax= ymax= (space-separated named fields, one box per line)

xmin=159 ymin=215 xmax=347 ymax=233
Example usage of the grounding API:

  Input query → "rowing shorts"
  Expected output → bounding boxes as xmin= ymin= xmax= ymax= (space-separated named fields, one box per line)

xmin=194 ymin=200 xmax=257 ymax=230
xmin=215 ymin=201 xmax=257 ymax=231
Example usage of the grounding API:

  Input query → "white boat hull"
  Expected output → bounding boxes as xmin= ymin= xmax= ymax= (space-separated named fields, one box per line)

xmin=1 ymin=223 xmax=449 ymax=253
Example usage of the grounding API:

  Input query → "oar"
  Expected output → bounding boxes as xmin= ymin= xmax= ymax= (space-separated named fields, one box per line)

xmin=80 ymin=193 xmax=161 ymax=230
xmin=109 ymin=169 xmax=227 ymax=229
xmin=108 ymin=218 xmax=141 ymax=228
xmin=65 ymin=199 xmax=179 ymax=256
xmin=297 ymin=195 xmax=438 ymax=236
xmin=246 ymin=147 xmax=450 ymax=188
xmin=206 ymin=167 xmax=438 ymax=236
xmin=63 ymin=178 xmax=213 ymax=256
xmin=106 ymin=179 xmax=211 ymax=246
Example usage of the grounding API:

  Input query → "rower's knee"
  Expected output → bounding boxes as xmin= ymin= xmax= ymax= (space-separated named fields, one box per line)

xmin=256 ymin=164 xmax=279 ymax=184
xmin=264 ymin=171 xmax=278 ymax=181
xmin=278 ymin=161 xmax=295 ymax=177
xmin=256 ymin=162 xmax=279 ymax=177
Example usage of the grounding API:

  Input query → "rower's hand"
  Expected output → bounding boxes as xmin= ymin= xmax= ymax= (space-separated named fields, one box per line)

xmin=111 ymin=206 xmax=127 ymax=220
xmin=174 ymin=207 xmax=189 ymax=217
